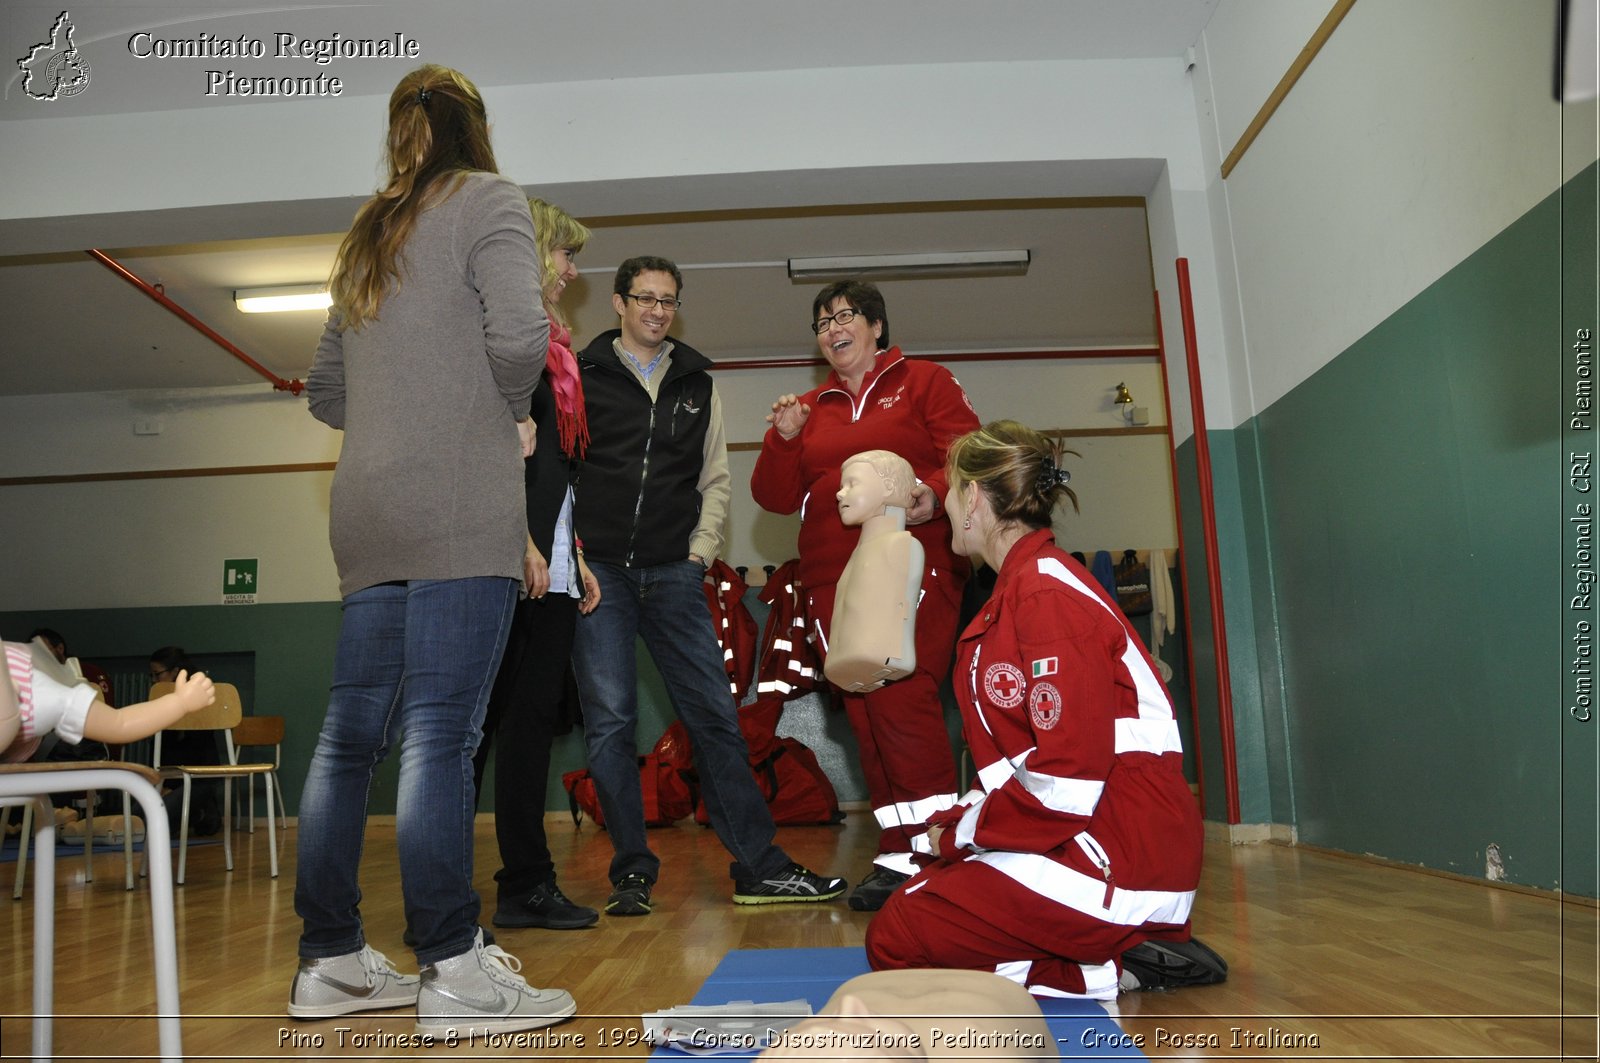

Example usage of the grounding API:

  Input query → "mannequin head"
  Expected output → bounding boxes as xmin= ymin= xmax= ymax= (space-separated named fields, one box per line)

xmin=760 ymin=970 xmax=1056 ymax=1061
xmin=837 ymin=450 xmax=915 ymax=526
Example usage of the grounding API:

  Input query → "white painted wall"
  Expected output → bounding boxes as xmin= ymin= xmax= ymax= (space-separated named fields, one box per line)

xmin=1195 ymin=0 xmax=1594 ymax=420
xmin=2 ymin=59 xmax=1204 ymax=234
xmin=3 ymin=29 xmax=1213 ymax=614
xmin=1 ymin=358 xmax=1175 ymax=610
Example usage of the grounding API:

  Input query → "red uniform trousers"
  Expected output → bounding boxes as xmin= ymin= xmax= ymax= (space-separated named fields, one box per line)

xmin=806 ymin=567 xmax=962 ymax=873
xmin=865 ymin=860 xmax=1125 ymax=1000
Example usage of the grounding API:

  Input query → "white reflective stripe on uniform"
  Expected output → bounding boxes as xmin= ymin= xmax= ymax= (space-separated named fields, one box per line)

xmin=872 ymin=792 xmax=959 ymax=829
xmin=993 ymin=960 xmax=1032 ymax=987
xmin=967 ymin=644 xmax=995 ymax=739
xmin=973 ymin=849 xmax=1196 ymax=927
xmin=1073 ymin=961 xmax=1120 ymax=1000
xmin=1115 ymin=717 xmax=1182 ymax=754
xmin=875 ymin=852 xmax=919 ymax=876
xmin=1016 ymin=762 xmax=1104 ymax=817
xmin=771 ymin=638 xmax=792 ymax=652
xmin=976 ymin=757 xmax=1012 ymax=793
xmin=812 ymin=619 xmax=829 ymax=654
xmin=993 ymin=958 xmax=1116 ymax=1000
xmin=1037 ymin=556 xmax=1181 ymax=745
xmin=954 ymin=797 xmax=986 ymax=850
xmin=756 ymin=679 xmax=793 ymax=694
xmin=908 ymin=830 xmax=935 ymax=854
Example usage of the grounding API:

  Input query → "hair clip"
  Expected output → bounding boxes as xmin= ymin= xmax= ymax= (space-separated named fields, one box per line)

xmin=417 ymin=88 xmax=432 ymax=104
xmin=1036 ymin=455 xmax=1070 ymax=492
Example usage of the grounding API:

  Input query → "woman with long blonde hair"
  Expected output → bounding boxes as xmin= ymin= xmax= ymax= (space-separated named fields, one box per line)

xmin=471 ymin=198 xmax=604 ymax=931
xmin=291 ymin=64 xmax=574 ymax=1036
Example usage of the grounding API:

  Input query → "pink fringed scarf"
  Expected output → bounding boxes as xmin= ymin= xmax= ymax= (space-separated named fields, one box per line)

xmin=545 ymin=319 xmax=589 ymax=458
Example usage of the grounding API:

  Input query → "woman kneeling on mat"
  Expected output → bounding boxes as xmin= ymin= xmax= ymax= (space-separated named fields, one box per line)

xmin=864 ymin=420 xmax=1222 ymax=999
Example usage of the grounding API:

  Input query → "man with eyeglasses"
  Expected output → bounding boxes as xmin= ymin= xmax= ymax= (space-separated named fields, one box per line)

xmin=571 ymin=255 xmax=847 ymax=916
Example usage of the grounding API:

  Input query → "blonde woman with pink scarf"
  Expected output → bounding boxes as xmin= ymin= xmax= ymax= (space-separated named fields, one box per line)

xmin=469 ymin=197 xmax=603 ymax=932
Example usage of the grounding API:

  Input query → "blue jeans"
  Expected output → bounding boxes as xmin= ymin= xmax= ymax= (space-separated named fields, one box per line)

xmin=295 ymin=577 xmax=518 ymax=967
xmin=571 ymin=559 xmax=788 ymax=885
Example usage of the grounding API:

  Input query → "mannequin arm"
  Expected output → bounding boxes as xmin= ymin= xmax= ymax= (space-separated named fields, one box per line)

xmin=80 ymin=669 xmax=216 ymax=745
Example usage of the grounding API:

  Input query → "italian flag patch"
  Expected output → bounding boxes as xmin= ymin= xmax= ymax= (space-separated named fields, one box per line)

xmin=1032 ymin=657 xmax=1058 ymax=678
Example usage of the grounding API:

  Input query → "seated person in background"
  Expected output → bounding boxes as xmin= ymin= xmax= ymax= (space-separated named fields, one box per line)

xmin=3 ymin=637 xmax=215 ymax=761
xmin=149 ymin=645 xmax=225 ymax=835
xmin=866 ymin=420 xmax=1220 ymax=1000
xmin=824 ymin=450 xmax=923 ymax=693
xmin=759 ymin=969 xmax=1056 ymax=1061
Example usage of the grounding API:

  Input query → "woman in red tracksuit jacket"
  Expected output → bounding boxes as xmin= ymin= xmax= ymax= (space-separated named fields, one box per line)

xmin=751 ymin=280 xmax=979 ymax=911
xmin=866 ymin=420 xmax=1205 ymax=999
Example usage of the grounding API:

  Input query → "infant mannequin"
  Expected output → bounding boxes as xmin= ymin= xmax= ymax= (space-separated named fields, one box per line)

xmin=759 ymin=969 xmax=1058 ymax=1061
xmin=2 ymin=637 xmax=215 ymax=762
xmin=824 ymin=451 xmax=924 ymax=693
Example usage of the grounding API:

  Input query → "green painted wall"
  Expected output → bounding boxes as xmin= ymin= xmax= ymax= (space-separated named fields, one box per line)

xmin=1561 ymin=159 xmax=1600 ymax=898
xmin=1181 ymin=164 xmax=1592 ymax=893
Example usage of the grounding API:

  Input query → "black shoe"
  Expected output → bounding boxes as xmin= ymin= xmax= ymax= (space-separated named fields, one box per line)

xmin=605 ymin=873 xmax=654 ymax=916
xmin=733 ymin=862 xmax=847 ymax=905
xmin=402 ymin=925 xmax=495 ymax=949
xmin=493 ymin=880 xmax=599 ymax=930
xmin=1119 ymin=936 xmax=1228 ymax=991
xmin=847 ymin=866 xmax=911 ymax=912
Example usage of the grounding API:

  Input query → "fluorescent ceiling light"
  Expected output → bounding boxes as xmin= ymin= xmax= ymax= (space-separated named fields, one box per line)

xmin=234 ymin=284 xmax=333 ymax=314
xmin=787 ymin=250 xmax=1030 ymax=281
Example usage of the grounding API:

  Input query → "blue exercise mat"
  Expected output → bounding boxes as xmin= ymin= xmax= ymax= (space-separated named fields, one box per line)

xmin=650 ymin=946 xmax=1144 ymax=1060
xmin=0 ymin=834 xmax=219 ymax=862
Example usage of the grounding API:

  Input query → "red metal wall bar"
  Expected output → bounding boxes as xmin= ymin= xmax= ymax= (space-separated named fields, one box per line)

xmin=86 ymin=249 xmax=305 ymax=395
xmin=1175 ymin=258 xmax=1241 ymax=824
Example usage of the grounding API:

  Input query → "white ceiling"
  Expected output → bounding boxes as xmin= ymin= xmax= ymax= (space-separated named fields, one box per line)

xmin=0 ymin=1 xmax=1217 ymax=397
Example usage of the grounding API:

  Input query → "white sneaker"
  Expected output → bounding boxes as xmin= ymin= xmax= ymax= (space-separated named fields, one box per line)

xmin=415 ymin=929 xmax=576 ymax=1037
xmin=287 ymin=945 xmax=420 ymax=1018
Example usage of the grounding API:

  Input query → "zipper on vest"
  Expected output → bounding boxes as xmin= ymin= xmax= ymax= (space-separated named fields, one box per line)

xmin=627 ymin=403 xmax=656 ymax=567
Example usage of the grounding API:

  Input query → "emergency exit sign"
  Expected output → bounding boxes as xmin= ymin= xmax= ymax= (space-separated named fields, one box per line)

xmin=223 ymin=558 xmax=259 ymax=605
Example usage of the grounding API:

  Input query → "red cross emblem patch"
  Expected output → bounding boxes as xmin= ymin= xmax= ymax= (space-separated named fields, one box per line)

xmin=983 ymin=662 xmax=1026 ymax=709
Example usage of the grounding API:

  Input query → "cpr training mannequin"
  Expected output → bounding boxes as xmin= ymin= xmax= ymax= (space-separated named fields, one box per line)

xmin=758 ymin=969 xmax=1057 ymax=1061
xmin=824 ymin=450 xmax=923 ymax=692
xmin=1 ymin=637 xmax=215 ymax=762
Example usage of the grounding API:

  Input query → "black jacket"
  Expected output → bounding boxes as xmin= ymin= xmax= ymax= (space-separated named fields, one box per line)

xmin=522 ymin=381 xmax=576 ymax=559
xmin=574 ymin=330 xmax=713 ymax=567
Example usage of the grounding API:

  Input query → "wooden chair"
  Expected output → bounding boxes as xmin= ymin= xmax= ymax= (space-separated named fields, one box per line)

xmin=0 ymin=761 xmax=183 ymax=1062
xmin=151 ymin=681 xmax=279 ymax=885
xmin=230 ymin=713 xmax=287 ymax=833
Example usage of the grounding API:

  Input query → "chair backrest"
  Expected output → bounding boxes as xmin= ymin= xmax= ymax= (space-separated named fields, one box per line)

xmin=151 ymin=682 xmax=244 ymax=766
xmin=231 ymin=714 xmax=285 ymax=768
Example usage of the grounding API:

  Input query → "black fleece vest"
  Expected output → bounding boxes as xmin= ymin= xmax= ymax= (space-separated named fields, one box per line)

xmin=574 ymin=333 xmax=713 ymax=567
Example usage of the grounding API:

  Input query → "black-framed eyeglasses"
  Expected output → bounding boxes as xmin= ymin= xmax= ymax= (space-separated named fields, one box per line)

xmin=148 ymin=667 xmax=176 ymax=682
xmin=622 ymin=293 xmax=682 ymax=312
xmin=812 ymin=308 xmax=860 ymax=333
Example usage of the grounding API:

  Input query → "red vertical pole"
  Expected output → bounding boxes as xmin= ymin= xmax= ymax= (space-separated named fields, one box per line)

xmin=1175 ymin=259 xmax=1241 ymax=824
xmin=1152 ymin=290 xmax=1207 ymax=814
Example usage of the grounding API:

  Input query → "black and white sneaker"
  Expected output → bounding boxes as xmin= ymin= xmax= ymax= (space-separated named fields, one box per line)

xmin=1119 ymin=937 xmax=1229 ymax=991
xmin=847 ymin=866 xmax=912 ymax=912
xmin=732 ymin=863 xmax=847 ymax=905
xmin=604 ymin=873 xmax=654 ymax=916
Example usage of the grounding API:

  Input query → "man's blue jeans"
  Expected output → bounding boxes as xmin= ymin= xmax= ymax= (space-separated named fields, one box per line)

xmin=571 ymin=559 xmax=788 ymax=885
xmin=295 ymin=576 xmax=517 ymax=967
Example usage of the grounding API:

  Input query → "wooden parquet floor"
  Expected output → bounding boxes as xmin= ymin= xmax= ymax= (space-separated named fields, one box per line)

xmin=1 ymin=814 xmax=1595 ymax=1060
